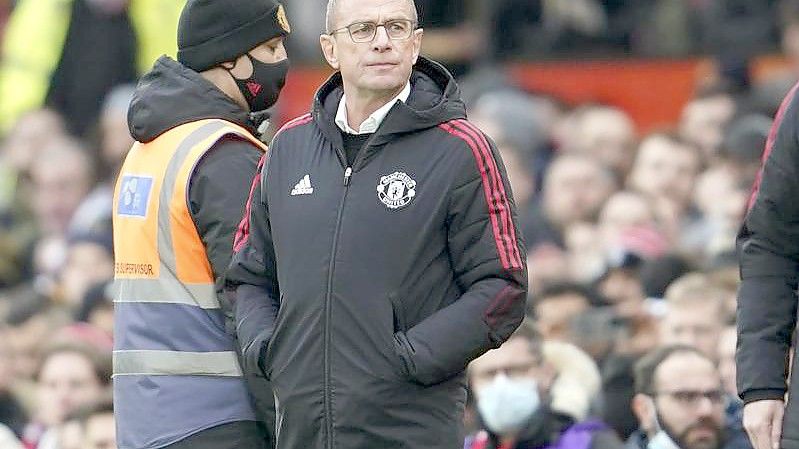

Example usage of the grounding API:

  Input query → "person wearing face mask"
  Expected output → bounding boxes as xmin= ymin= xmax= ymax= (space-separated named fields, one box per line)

xmin=111 ymin=1 xmax=291 ymax=448
xmin=466 ymin=321 xmax=625 ymax=449
xmin=628 ymin=345 xmax=732 ymax=449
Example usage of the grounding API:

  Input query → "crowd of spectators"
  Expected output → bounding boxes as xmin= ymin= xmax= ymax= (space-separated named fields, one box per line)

xmin=2 ymin=1 xmax=799 ymax=448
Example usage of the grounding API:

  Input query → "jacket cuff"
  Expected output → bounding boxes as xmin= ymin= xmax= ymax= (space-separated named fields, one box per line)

xmin=741 ymin=388 xmax=786 ymax=404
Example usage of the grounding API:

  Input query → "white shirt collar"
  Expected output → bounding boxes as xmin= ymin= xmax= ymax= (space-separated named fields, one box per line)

xmin=335 ymin=82 xmax=411 ymax=135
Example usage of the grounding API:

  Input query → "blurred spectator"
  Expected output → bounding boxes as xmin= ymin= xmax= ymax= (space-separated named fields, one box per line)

xmin=627 ymin=132 xmax=702 ymax=244
xmin=0 ymin=0 xmax=184 ymax=136
xmin=71 ymin=85 xmax=136 ymax=235
xmin=638 ymin=254 xmax=695 ymax=301
xmin=629 ymin=345 xmax=730 ymax=449
xmin=55 ymin=232 xmax=113 ymax=310
xmin=561 ymin=105 xmax=637 ymax=179
xmin=526 ymin=245 xmax=571 ymax=295
xmin=528 ymin=154 xmax=616 ymax=250
xmin=79 ymin=398 xmax=115 ymax=449
xmin=415 ymin=0 xmax=481 ymax=76
xmin=466 ymin=321 xmax=624 ymax=449
xmin=659 ymin=273 xmax=726 ymax=359
xmin=29 ymin=138 xmax=94 ymax=238
xmin=678 ymin=87 xmax=738 ymax=164
xmin=686 ymin=167 xmax=748 ymax=260
xmin=598 ymin=191 xmax=667 ymax=260
xmin=56 ymin=412 xmax=83 ymax=449
xmin=718 ymin=114 xmax=770 ymax=182
xmin=530 ymin=282 xmax=605 ymax=343
xmin=22 ymin=342 xmax=111 ymax=449
xmin=0 ymin=327 xmax=26 ymax=438
xmin=489 ymin=0 xmax=608 ymax=60
xmin=76 ymin=281 xmax=113 ymax=339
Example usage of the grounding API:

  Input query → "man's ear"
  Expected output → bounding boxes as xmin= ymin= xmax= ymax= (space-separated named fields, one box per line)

xmin=411 ymin=28 xmax=424 ymax=65
xmin=632 ymin=393 xmax=656 ymax=433
xmin=320 ymin=34 xmax=340 ymax=70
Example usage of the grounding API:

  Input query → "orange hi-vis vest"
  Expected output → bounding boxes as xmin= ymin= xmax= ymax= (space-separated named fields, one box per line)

xmin=112 ymin=119 xmax=267 ymax=449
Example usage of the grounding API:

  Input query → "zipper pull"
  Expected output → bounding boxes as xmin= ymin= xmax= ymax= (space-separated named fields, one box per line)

xmin=344 ymin=167 xmax=353 ymax=186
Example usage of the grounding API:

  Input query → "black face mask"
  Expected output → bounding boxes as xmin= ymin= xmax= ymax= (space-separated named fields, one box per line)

xmin=229 ymin=54 xmax=289 ymax=113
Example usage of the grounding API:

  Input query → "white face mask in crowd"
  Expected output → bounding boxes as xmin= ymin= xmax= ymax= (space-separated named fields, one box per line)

xmin=476 ymin=374 xmax=541 ymax=435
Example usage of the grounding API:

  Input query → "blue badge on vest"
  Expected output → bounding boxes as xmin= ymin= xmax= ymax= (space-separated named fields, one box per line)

xmin=117 ymin=175 xmax=154 ymax=218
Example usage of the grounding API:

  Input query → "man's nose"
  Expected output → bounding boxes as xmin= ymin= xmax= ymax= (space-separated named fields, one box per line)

xmin=372 ymin=25 xmax=392 ymax=50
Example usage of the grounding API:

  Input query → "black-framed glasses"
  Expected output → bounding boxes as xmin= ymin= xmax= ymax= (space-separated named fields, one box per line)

xmin=654 ymin=389 xmax=726 ymax=407
xmin=329 ymin=19 xmax=417 ymax=43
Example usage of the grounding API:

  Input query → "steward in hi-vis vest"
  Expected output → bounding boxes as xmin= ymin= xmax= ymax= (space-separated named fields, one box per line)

xmin=112 ymin=1 xmax=290 ymax=448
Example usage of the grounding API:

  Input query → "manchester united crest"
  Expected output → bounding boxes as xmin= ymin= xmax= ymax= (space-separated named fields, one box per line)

xmin=277 ymin=4 xmax=291 ymax=33
xmin=377 ymin=172 xmax=416 ymax=210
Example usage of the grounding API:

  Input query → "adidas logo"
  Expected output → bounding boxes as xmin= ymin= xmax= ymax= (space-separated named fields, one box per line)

xmin=291 ymin=174 xmax=314 ymax=196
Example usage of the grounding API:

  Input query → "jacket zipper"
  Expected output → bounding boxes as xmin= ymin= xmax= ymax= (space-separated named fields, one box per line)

xmin=324 ymin=139 xmax=375 ymax=449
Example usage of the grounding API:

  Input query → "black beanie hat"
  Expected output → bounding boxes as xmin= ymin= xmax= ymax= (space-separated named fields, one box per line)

xmin=177 ymin=0 xmax=290 ymax=72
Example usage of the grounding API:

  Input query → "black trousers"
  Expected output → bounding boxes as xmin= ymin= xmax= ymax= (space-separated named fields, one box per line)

xmin=165 ymin=421 xmax=265 ymax=449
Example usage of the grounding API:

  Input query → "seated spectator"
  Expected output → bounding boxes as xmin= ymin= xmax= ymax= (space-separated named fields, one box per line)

xmin=659 ymin=273 xmax=726 ymax=359
xmin=561 ymin=105 xmax=637 ymax=180
xmin=56 ymin=232 xmax=114 ymax=310
xmin=76 ymin=281 xmax=114 ymax=339
xmin=627 ymin=133 xmax=702 ymax=244
xmin=678 ymin=86 xmax=737 ymax=165
xmin=79 ymin=398 xmax=115 ymax=449
xmin=629 ymin=345 xmax=746 ymax=449
xmin=528 ymin=154 xmax=617 ymax=250
xmin=530 ymin=282 xmax=605 ymax=342
xmin=466 ymin=321 xmax=624 ymax=449
xmin=21 ymin=342 xmax=111 ymax=449
xmin=29 ymin=137 xmax=94 ymax=238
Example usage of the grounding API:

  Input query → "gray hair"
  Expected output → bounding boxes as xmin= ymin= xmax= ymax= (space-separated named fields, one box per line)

xmin=325 ymin=0 xmax=418 ymax=33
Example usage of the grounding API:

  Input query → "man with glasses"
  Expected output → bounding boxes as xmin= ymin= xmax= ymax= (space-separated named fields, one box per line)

xmin=629 ymin=345 xmax=728 ymax=449
xmin=226 ymin=0 xmax=527 ymax=448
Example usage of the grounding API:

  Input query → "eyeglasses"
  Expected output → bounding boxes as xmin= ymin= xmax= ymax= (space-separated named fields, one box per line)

xmin=329 ymin=19 xmax=417 ymax=43
xmin=654 ymin=389 xmax=726 ymax=407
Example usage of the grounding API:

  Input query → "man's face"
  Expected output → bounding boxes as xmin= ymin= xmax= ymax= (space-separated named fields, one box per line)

xmin=31 ymin=153 xmax=91 ymax=236
xmin=629 ymin=136 xmax=699 ymax=207
xmin=660 ymin=301 xmax=722 ymax=359
xmin=228 ymin=36 xmax=288 ymax=79
xmin=680 ymin=95 xmax=735 ymax=160
xmin=575 ymin=108 xmax=636 ymax=176
xmin=59 ymin=243 xmax=114 ymax=307
xmin=37 ymin=352 xmax=104 ymax=426
xmin=535 ymin=294 xmax=590 ymax=341
xmin=85 ymin=412 xmax=116 ymax=449
xmin=469 ymin=337 xmax=552 ymax=398
xmin=651 ymin=353 xmax=725 ymax=449
xmin=321 ymin=0 xmax=422 ymax=97
xmin=543 ymin=157 xmax=615 ymax=228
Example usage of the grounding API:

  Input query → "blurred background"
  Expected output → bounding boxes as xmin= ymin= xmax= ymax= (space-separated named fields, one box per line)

xmin=0 ymin=0 xmax=797 ymax=448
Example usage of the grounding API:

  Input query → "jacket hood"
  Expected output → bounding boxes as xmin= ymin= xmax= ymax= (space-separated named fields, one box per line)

xmin=310 ymin=56 xmax=467 ymax=149
xmin=128 ymin=56 xmax=256 ymax=142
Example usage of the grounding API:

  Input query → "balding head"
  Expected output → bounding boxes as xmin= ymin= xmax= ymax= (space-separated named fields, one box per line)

xmin=325 ymin=0 xmax=418 ymax=33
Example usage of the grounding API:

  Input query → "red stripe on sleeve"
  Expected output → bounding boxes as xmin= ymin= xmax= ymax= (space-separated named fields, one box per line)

xmin=454 ymin=119 xmax=524 ymax=269
xmin=747 ymin=82 xmax=799 ymax=211
xmin=439 ymin=121 xmax=513 ymax=270
xmin=233 ymin=153 xmax=267 ymax=253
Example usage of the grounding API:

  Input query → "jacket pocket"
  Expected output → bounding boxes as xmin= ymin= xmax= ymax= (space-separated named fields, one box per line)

xmin=389 ymin=292 xmax=406 ymax=333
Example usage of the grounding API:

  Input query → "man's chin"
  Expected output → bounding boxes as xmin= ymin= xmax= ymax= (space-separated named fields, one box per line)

xmin=683 ymin=431 xmax=720 ymax=449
